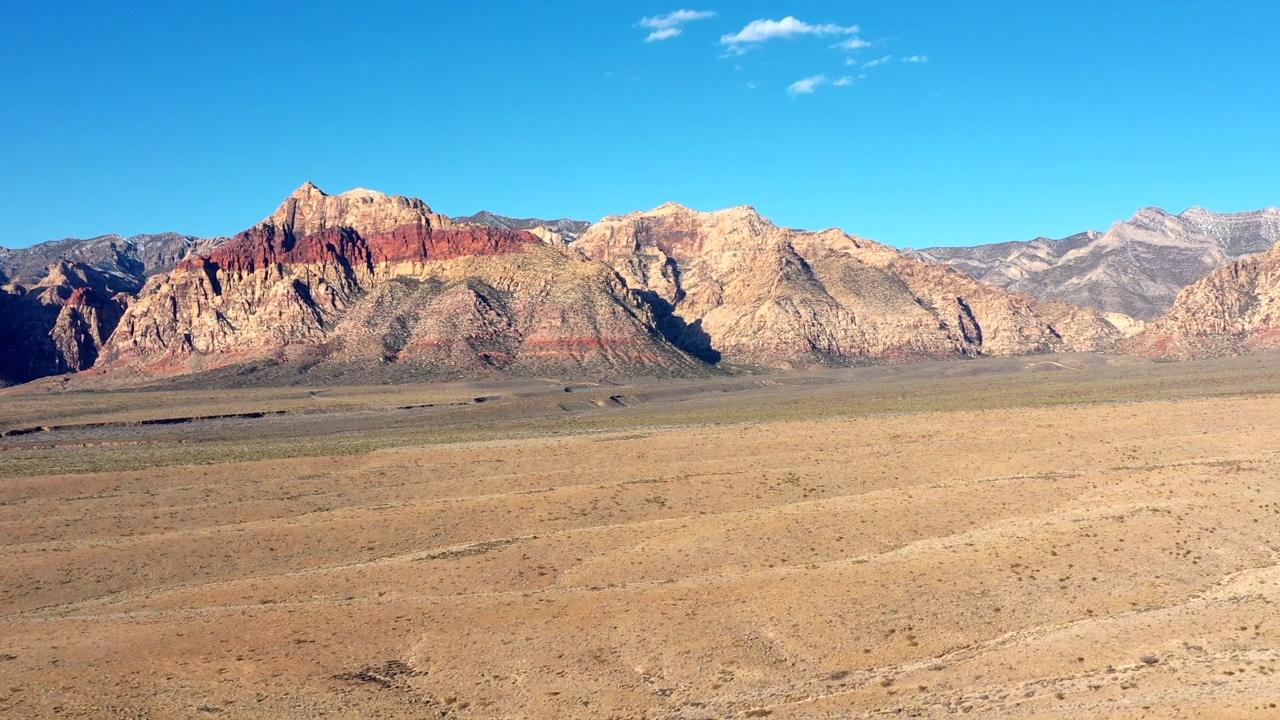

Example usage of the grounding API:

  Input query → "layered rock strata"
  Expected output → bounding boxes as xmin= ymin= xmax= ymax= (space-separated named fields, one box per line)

xmin=0 ymin=260 xmax=134 ymax=382
xmin=573 ymin=203 xmax=1125 ymax=367
xmin=97 ymin=184 xmax=704 ymax=380
xmin=1125 ymin=242 xmax=1280 ymax=358
xmin=912 ymin=207 xmax=1280 ymax=320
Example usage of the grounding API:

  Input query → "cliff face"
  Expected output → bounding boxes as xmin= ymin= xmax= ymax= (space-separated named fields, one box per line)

xmin=0 ymin=227 xmax=228 ymax=385
xmin=573 ymin=203 xmax=1124 ymax=367
xmin=0 ymin=260 xmax=134 ymax=383
xmin=911 ymin=207 xmax=1280 ymax=321
xmin=96 ymin=184 xmax=705 ymax=381
xmin=1125 ymin=242 xmax=1280 ymax=358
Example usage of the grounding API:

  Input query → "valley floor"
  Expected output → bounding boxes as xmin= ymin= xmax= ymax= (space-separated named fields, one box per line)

xmin=2 ymin=354 xmax=1279 ymax=718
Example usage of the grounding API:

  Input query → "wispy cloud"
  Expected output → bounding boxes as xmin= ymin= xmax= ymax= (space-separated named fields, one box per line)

xmin=787 ymin=74 xmax=828 ymax=95
xmin=832 ymin=76 xmax=856 ymax=87
xmin=721 ymin=16 xmax=858 ymax=53
xmin=646 ymin=27 xmax=682 ymax=42
xmin=862 ymin=55 xmax=892 ymax=68
xmin=902 ymin=55 xmax=930 ymax=63
xmin=639 ymin=9 xmax=716 ymax=42
xmin=831 ymin=37 xmax=872 ymax=51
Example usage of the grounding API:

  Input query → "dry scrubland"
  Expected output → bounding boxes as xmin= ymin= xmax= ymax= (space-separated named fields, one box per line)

xmin=2 ymin=354 xmax=1280 ymax=718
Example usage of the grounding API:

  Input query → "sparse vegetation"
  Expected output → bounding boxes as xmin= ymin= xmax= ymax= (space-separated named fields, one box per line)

xmin=3 ymin=353 xmax=1279 ymax=717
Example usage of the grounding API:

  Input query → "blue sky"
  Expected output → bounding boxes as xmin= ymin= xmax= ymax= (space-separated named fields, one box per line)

xmin=2 ymin=1 xmax=1277 ymax=248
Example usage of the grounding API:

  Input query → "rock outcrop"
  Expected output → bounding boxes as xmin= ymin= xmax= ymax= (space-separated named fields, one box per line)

xmin=0 ymin=260 xmax=134 ymax=383
xmin=0 ymin=229 xmax=229 ymax=384
xmin=1125 ymin=242 xmax=1280 ymax=358
xmin=95 ymin=184 xmax=705 ymax=382
xmin=573 ymin=203 xmax=1125 ymax=367
xmin=911 ymin=207 xmax=1280 ymax=320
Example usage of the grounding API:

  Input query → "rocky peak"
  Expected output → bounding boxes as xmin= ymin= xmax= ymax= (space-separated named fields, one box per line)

xmin=591 ymin=203 xmax=782 ymax=261
xmin=96 ymin=187 xmax=705 ymax=382
xmin=576 ymin=202 xmax=1121 ymax=367
xmin=35 ymin=259 xmax=139 ymax=300
xmin=912 ymin=203 xmax=1280 ymax=320
xmin=185 ymin=185 xmax=539 ymax=275
xmin=1126 ymin=206 xmax=1178 ymax=232
xmin=0 ymin=258 xmax=133 ymax=382
xmin=266 ymin=182 xmax=453 ymax=239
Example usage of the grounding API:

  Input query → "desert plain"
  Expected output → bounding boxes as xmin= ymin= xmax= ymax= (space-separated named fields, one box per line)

xmin=2 ymin=354 xmax=1279 ymax=719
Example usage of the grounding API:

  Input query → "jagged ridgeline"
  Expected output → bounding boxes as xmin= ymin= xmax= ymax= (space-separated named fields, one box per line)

xmin=7 ymin=184 xmax=1278 ymax=388
xmin=87 ymin=185 xmax=1126 ymax=385
xmin=1125 ymin=239 xmax=1280 ymax=359
xmin=911 ymin=207 xmax=1280 ymax=321
xmin=95 ymin=184 xmax=705 ymax=383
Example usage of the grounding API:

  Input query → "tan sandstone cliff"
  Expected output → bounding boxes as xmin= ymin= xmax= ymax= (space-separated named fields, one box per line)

xmin=1125 ymin=241 xmax=1280 ymax=358
xmin=573 ymin=203 xmax=1126 ymax=367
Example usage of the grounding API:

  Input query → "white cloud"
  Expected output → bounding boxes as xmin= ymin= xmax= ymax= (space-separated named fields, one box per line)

xmin=639 ymin=9 xmax=716 ymax=42
xmin=862 ymin=55 xmax=892 ymax=68
xmin=832 ymin=76 xmax=856 ymax=87
xmin=646 ymin=27 xmax=683 ymax=42
xmin=902 ymin=55 xmax=930 ymax=63
xmin=787 ymin=74 xmax=828 ymax=95
xmin=720 ymin=16 xmax=858 ymax=51
xmin=832 ymin=37 xmax=872 ymax=51
xmin=746 ymin=81 xmax=759 ymax=90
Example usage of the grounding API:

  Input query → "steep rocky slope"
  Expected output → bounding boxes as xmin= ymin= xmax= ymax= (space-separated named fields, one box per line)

xmin=912 ymin=207 xmax=1280 ymax=320
xmin=0 ymin=231 xmax=227 ymax=384
xmin=573 ymin=203 xmax=1125 ymax=367
xmin=0 ymin=232 xmax=225 ymax=285
xmin=95 ymin=184 xmax=704 ymax=383
xmin=0 ymin=260 xmax=136 ymax=383
xmin=1125 ymin=241 xmax=1280 ymax=358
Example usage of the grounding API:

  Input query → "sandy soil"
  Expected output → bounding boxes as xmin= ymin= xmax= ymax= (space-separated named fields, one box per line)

xmin=2 ymin=355 xmax=1279 ymax=718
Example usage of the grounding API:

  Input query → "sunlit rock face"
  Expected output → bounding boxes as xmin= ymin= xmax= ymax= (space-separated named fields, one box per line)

xmin=574 ymin=202 xmax=1123 ymax=368
xmin=1126 ymin=240 xmax=1280 ymax=359
xmin=96 ymin=184 xmax=708 ymax=381
xmin=911 ymin=206 xmax=1280 ymax=321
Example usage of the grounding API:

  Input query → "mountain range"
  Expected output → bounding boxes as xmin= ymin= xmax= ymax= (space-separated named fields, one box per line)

xmin=2 ymin=186 xmax=1278 ymax=388
xmin=911 ymin=207 xmax=1280 ymax=321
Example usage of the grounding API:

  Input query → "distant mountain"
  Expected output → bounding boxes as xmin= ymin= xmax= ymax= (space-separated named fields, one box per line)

xmin=0 ymin=232 xmax=226 ymax=285
xmin=1125 ymin=239 xmax=1280 ymax=359
xmin=910 ymin=207 xmax=1280 ymax=321
xmin=573 ymin=203 xmax=1124 ymax=367
xmin=452 ymin=211 xmax=592 ymax=244
xmin=94 ymin=184 xmax=705 ymax=384
xmin=11 ymin=185 xmax=1280 ymax=389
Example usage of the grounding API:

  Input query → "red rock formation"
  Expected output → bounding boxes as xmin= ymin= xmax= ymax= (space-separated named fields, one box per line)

xmin=192 ymin=224 xmax=535 ymax=274
xmin=0 ymin=260 xmax=133 ymax=382
xmin=96 ymin=184 xmax=706 ymax=381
